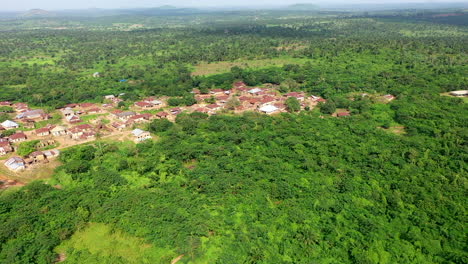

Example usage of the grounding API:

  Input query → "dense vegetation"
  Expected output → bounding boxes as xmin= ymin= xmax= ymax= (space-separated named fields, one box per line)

xmin=0 ymin=8 xmax=467 ymax=264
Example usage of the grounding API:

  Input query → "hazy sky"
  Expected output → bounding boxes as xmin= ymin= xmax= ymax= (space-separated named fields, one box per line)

xmin=2 ymin=0 xmax=459 ymax=11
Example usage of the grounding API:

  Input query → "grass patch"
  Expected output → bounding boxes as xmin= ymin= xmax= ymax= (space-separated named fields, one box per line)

xmin=80 ymin=113 xmax=109 ymax=123
xmin=192 ymin=56 xmax=310 ymax=76
xmin=56 ymin=223 xmax=176 ymax=264
xmin=0 ymin=159 xmax=62 ymax=183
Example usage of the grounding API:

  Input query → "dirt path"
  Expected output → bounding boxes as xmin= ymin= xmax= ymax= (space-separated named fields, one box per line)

xmin=171 ymin=254 xmax=184 ymax=264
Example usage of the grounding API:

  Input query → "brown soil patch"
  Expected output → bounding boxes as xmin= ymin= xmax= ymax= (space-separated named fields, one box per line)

xmin=171 ymin=254 xmax=184 ymax=264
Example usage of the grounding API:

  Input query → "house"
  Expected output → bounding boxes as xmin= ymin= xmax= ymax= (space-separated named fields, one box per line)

xmin=80 ymin=103 xmax=95 ymax=108
xmin=1 ymin=120 xmax=19 ymax=129
xmin=43 ymin=149 xmax=60 ymax=159
xmin=216 ymin=95 xmax=230 ymax=102
xmin=111 ymin=110 xmax=123 ymax=116
xmin=111 ymin=97 xmax=123 ymax=104
xmin=68 ymin=124 xmax=93 ymax=140
xmin=274 ymin=102 xmax=286 ymax=109
xmin=383 ymin=94 xmax=396 ymax=101
xmin=61 ymin=108 xmax=74 ymax=117
xmin=29 ymin=151 xmax=46 ymax=163
xmin=5 ymin=157 xmax=26 ymax=172
xmin=16 ymin=109 xmax=49 ymax=120
xmin=285 ymin=92 xmax=305 ymax=101
xmin=261 ymin=96 xmax=276 ymax=104
xmin=311 ymin=95 xmax=327 ymax=103
xmin=206 ymin=104 xmax=221 ymax=111
xmin=0 ymin=142 xmax=13 ymax=156
xmin=116 ymin=111 xmax=136 ymax=121
xmin=35 ymin=127 xmax=51 ymax=137
xmin=234 ymin=81 xmax=247 ymax=89
xmin=87 ymin=108 xmax=101 ymax=114
xmin=170 ymin=108 xmax=182 ymax=115
xmin=132 ymin=129 xmax=152 ymax=142
xmin=248 ymin=88 xmax=263 ymax=95
xmin=194 ymin=108 xmax=209 ymax=113
xmin=104 ymin=95 xmax=115 ymax=100
xmin=210 ymin=89 xmax=225 ymax=95
xmin=134 ymin=101 xmax=153 ymax=108
xmin=51 ymin=126 xmax=67 ymax=136
xmin=9 ymin=132 xmax=27 ymax=143
xmin=0 ymin=101 xmax=12 ymax=106
xmin=248 ymin=98 xmax=261 ymax=105
xmin=156 ymin=112 xmax=169 ymax=119
xmin=93 ymin=72 xmax=100 ymax=78
xmin=143 ymin=98 xmax=163 ymax=105
xmin=22 ymin=119 xmax=36 ymax=129
xmin=13 ymin=103 xmax=28 ymax=111
xmin=66 ymin=115 xmax=81 ymax=124
xmin=128 ymin=114 xmax=152 ymax=124
xmin=102 ymin=103 xmax=113 ymax=108
xmin=80 ymin=132 xmax=96 ymax=140
xmin=65 ymin=103 xmax=78 ymax=108
xmin=337 ymin=111 xmax=351 ymax=117
xmin=449 ymin=90 xmax=468 ymax=97
xmin=111 ymin=122 xmax=126 ymax=131
xmin=259 ymin=104 xmax=279 ymax=114
xmin=36 ymin=139 xmax=56 ymax=149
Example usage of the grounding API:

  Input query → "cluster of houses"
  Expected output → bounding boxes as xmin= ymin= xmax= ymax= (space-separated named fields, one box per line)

xmin=60 ymin=102 xmax=110 ymax=124
xmin=0 ymin=81 xmax=399 ymax=174
xmin=186 ymin=82 xmax=326 ymax=115
xmin=134 ymin=97 xmax=163 ymax=108
xmin=0 ymin=132 xmax=27 ymax=156
xmin=0 ymin=102 xmax=50 ymax=130
xmin=5 ymin=149 xmax=60 ymax=172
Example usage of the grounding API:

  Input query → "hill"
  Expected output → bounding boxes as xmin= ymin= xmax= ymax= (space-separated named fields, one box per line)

xmin=20 ymin=9 xmax=54 ymax=17
xmin=286 ymin=3 xmax=319 ymax=10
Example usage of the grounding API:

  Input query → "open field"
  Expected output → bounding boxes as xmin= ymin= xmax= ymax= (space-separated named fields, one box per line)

xmin=0 ymin=159 xmax=62 ymax=183
xmin=56 ymin=223 xmax=176 ymax=264
xmin=191 ymin=57 xmax=310 ymax=76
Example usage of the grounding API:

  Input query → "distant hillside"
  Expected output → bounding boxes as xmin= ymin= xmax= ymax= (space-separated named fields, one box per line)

xmin=20 ymin=9 xmax=54 ymax=17
xmin=286 ymin=3 xmax=319 ymax=11
xmin=157 ymin=5 xmax=178 ymax=10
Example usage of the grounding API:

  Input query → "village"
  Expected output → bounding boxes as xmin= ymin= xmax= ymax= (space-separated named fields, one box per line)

xmin=0 ymin=81 xmax=402 ymax=177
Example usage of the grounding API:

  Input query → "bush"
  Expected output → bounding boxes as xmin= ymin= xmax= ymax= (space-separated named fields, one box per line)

xmin=148 ymin=119 xmax=174 ymax=133
xmin=319 ymin=101 xmax=336 ymax=115
xmin=286 ymin=97 xmax=301 ymax=112
xmin=17 ymin=140 xmax=40 ymax=157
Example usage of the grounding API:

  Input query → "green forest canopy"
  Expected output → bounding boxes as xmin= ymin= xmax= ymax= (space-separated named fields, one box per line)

xmin=0 ymin=9 xmax=467 ymax=264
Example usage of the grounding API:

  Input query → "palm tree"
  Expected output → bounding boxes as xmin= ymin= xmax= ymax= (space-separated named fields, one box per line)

xmin=32 ymin=93 xmax=44 ymax=107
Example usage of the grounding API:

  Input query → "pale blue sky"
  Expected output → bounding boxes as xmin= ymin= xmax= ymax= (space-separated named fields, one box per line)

xmin=2 ymin=0 xmax=460 ymax=11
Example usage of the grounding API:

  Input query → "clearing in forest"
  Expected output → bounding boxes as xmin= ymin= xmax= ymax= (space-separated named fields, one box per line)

xmin=55 ymin=223 xmax=176 ymax=264
xmin=192 ymin=57 xmax=310 ymax=76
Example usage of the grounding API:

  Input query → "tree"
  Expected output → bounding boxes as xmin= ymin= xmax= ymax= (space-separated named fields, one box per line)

xmin=17 ymin=140 xmax=40 ymax=156
xmin=319 ymin=101 xmax=336 ymax=115
xmin=285 ymin=97 xmax=301 ymax=112
xmin=148 ymin=119 xmax=174 ymax=133
xmin=280 ymin=78 xmax=300 ymax=93
xmin=0 ymin=106 xmax=14 ymax=113
xmin=0 ymin=113 xmax=10 ymax=123
xmin=226 ymin=97 xmax=241 ymax=110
